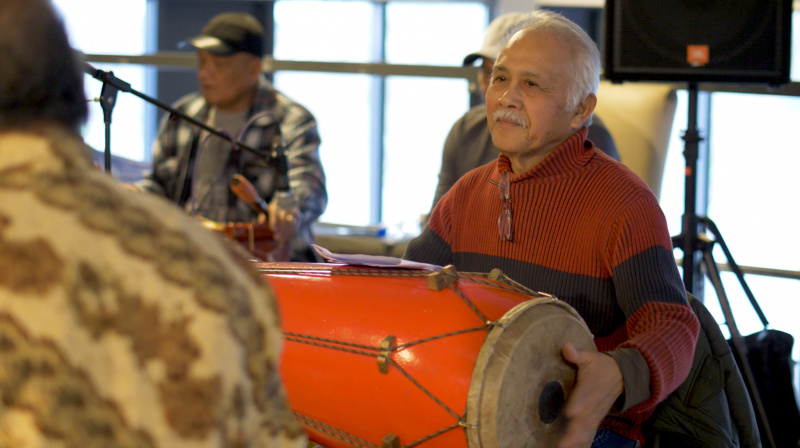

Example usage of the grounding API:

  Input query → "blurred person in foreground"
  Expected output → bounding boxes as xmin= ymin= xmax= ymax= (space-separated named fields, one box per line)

xmin=0 ymin=0 xmax=306 ymax=445
xmin=431 ymin=10 xmax=619 ymax=211
xmin=136 ymin=12 xmax=327 ymax=262
xmin=405 ymin=10 xmax=698 ymax=448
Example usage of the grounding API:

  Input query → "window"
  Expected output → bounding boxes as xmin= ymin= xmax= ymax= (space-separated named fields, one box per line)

xmin=381 ymin=2 xmax=486 ymax=232
xmin=384 ymin=2 xmax=487 ymax=67
xmin=381 ymin=76 xmax=470 ymax=229
xmin=274 ymin=0 xmax=487 ymax=228
xmin=53 ymin=0 xmax=153 ymax=162
xmin=274 ymin=71 xmax=378 ymax=225
xmin=274 ymin=0 xmax=380 ymax=225
xmin=274 ymin=1 xmax=377 ymax=63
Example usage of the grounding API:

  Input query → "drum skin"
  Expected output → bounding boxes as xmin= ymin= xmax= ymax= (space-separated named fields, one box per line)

xmin=257 ymin=262 xmax=595 ymax=448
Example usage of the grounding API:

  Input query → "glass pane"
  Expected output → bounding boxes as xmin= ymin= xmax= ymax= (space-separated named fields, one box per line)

xmin=662 ymin=90 xmax=800 ymax=271
xmin=274 ymin=1 xmax=377 ymax=63
xmin=53 ymin=0 xmax=151 ymax=162
xmin=385 ymin=2 xmax=488 ymax=66
xmin=274 ymin=72 xmax=375 ymax=226
xmin=382 ymin=76 xmax=471 ymax=232
xmin=53 ymin=0 xmax=149 ymax=56
xmin=702 ymin=274 xmax=800 ymax=362
xmin=706 ymin=92 xmax=800 ymax=272
xmin=660 ymin=90 xmax=689 ymax=238
xmin=274 ymin=0 xmax=377 ymax=226
xmin=792 ymin=11 xmax=800 ymax=81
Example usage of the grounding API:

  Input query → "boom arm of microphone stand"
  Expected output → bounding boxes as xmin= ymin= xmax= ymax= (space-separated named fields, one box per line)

xmin=81 ymin=60 xmax=272 ymax=165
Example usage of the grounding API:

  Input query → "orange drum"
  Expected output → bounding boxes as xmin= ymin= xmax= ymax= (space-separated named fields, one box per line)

xmin=257 ymin=262 xmax=597 ymax=448
xmin=198 ymin=218 xmax=278 ymax=261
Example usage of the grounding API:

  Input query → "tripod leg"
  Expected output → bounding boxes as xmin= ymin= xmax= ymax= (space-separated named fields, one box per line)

xmin=703 ymin=250 xmax=777 ymax=448
xmin=702 ymin=217 xmax=770 ymax=326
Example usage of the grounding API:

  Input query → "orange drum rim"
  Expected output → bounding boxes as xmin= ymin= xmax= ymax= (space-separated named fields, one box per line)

xmin=466 ymin=296 xmax=596 ymax=448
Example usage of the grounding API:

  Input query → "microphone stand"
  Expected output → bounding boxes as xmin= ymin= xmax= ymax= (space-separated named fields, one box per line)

xmin=96 ymin=70 xmax=126 ymax=174
xmin=82 ymin=61 xmax=273 ymax=170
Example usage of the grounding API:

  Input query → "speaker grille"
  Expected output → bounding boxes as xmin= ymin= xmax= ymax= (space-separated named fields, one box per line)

xmin=604 ymin=0 xmax=792 ymax=84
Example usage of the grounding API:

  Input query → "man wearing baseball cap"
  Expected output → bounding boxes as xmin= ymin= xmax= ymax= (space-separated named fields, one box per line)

xmin=138 ymin=12 xmax=328 ymax=263
xmin=181 ymin=12 xmax=264 ymax=58
xmin=430 ymin=11 xmax=619 ymax=211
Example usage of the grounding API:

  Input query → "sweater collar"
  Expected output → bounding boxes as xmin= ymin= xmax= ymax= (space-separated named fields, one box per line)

xmin=496 ymin=127 xmax=592 ymax=181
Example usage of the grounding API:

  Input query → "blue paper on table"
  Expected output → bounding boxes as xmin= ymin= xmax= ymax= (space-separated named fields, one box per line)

xmin=312 ymin=244 xmax=442 ymax=271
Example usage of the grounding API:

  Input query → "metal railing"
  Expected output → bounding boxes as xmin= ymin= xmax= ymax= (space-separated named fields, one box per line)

xmin=85 ymin=51 xmax=800 ymax=98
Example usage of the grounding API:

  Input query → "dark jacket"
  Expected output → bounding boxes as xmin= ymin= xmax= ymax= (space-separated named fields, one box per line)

xmin=644 ymin=294 xmax=761 ymax=448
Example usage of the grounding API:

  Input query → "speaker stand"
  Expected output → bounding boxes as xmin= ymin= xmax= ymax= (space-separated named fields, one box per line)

xmin=670 ymin=82 xmax=777 ymax=448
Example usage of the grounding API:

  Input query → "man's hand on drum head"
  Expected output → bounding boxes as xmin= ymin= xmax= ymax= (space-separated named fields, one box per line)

xmin=266 ymin=200 xmax=299 ymax=243
xmin=558 ymin=342 xmax=624 ymax=448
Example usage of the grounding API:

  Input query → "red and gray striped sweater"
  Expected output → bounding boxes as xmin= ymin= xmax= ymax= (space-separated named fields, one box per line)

xmin=405 ymin=128 xmax=699 ymax=444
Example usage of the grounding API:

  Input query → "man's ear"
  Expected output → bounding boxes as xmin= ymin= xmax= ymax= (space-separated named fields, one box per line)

xmin=248 ymin=55 xmax=263 ymax=77
xmin=571 ymin=93 xmax=597 ymax=129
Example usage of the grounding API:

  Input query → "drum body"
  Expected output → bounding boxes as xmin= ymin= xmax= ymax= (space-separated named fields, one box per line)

xmin=257 ymin=263 xmax=596 ymax=448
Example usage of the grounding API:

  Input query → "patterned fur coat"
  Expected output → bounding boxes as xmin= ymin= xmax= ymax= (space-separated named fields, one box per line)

xmin=0 ymin=126 xmax=307 ymax=448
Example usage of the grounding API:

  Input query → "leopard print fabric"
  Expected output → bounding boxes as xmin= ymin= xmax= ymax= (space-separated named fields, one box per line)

xmin=0 ymin=127 xmax=307 ymax=448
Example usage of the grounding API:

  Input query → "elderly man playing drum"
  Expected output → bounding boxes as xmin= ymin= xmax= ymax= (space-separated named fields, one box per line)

xmin=404 ymin=10 xmax=699 ymax=448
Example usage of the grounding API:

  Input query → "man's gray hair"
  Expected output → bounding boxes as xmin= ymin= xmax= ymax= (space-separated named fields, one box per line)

xmin=503 ymin=10 xmax=602 ymax=114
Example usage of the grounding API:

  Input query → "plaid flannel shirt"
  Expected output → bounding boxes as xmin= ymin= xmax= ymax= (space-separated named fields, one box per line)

xmin=139 ymin=76 xmax=327 ymax=261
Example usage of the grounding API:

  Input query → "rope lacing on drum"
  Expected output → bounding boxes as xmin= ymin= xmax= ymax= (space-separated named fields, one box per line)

xmin=393 ymin=324 xmax=491 ymax=350
xmin=445 ymin=282 xmax=494 ymax=327
xmin=385 ymin=356 xmax=463 ymax=421
xmin=283 ymin=324 xmax=492 ymax=429
xmin=285 ymin=325 xmax=491 ymax=447
xmin=296 ymin=411 xmax=463 ymax=448
xmin=275 ymin=265 xmax=554 ymax=448
xmin=464 ymin=269 xmax=554 ymax=299
xmin=284 ymin=314 xmax=489 ymax=446
xmin=294 ymin=414 xmax=382 ymax=448
xmin=330 ymin=268 xmax=433 ymax=278
xmin=284 ymin=323 xmax=490 ymax=353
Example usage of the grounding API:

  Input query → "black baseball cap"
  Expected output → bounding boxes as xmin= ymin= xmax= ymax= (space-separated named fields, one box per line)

xmin=179 ymin=12 xmax=263 ymax=57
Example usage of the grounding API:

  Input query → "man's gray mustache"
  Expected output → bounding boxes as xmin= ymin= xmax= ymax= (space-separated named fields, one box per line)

xmin=492 ymin=109 xmax=528 ymax=128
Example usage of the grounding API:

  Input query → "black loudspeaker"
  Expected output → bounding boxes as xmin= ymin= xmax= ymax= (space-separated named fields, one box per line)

xmin=604 ymin=0 xmax=793 ymax=85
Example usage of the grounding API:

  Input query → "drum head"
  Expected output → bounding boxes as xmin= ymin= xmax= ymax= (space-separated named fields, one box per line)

xmin=466 ymin=297 xmax=597 ymax=448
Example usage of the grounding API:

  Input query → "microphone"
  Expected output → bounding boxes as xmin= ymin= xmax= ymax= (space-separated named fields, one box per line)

xmin=270 ymin=130 xmax=297 ymax=216
xmin=229 ymin=174 xmax=268 ymax=215
xmin=271 ymin=131 xmax=291 ymax=193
